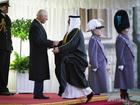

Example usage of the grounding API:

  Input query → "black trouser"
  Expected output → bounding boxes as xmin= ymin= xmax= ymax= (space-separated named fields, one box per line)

xmin=34 ymin=81 xmax=43 ymax=96
xmin=54 ymin=54 xmax=67 ymax=96
xmin=0 ymin=51 xmax=11 ymax=92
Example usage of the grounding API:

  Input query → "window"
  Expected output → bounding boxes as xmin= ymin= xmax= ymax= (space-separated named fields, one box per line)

xmin=80 ymin=8 xmax=112 ymax=39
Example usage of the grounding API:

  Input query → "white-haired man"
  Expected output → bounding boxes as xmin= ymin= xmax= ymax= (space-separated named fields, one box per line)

xmin=29 ymin=9 xmax=59 ymax=99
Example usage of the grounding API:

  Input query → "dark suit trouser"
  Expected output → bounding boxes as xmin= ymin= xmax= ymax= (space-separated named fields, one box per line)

xmin=0 ymin=51 xmax=11 ymax=92
xmin=55 ymin=54 xmax=66 ymax=96
xmin=34 ymin=81 xmax=43 ymax=96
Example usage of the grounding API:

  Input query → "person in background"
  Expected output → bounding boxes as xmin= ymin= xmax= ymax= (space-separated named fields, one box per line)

xmin=53 ymin=15 xmax=94 ymax=103
xmin=0 ymin=0 xmax=14 ymax=96
xmin=29 ymin=9 xmax=59 ymax=99
xmin=114 ymin=10 xmax=135 ymax=100
xmin=87 ymin=19 xmax=108 ymax=95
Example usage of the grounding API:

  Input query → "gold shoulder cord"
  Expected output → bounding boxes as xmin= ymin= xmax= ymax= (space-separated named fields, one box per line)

xmin=0 ymin=18 xmax=6 ymax=32
xmin=63 ymin=29 xmax=79 ymax=44
xmin=63 ymin=32 xmax=68 ymax=44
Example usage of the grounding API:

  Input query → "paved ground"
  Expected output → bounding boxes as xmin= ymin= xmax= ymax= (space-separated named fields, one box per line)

xmin=103 ymin=89 xmax=140 ymax=104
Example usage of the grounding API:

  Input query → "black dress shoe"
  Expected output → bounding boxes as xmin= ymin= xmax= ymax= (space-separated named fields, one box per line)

xmin=86 ymin=92 xmax=94 ymax=103
xmin=0 ymin=92 xmax=15 ymax=96
xmin=58 ymin=92 xmax=62 ymax=97
xmin=63 ymin=97 xmax=77 ymax=99
xmin=58 ymin=89 xmax=63 ymax=97
xmin=33 ymin=95 xmax=50 ymax=99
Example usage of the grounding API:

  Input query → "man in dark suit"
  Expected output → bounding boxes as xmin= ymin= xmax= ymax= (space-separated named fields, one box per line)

xmin=0 ymin=0 xmax=14 ymax=96
xmin=29 ymin=9 xmax=58 ymax=99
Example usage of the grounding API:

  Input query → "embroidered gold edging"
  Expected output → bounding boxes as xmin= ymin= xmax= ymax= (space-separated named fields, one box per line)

xmin=60 ymin=29 xmax=79 ymax=48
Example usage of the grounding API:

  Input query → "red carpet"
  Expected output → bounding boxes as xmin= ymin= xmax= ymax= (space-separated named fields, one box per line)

xmin=0 ymin=93 xmax=63 ymax=104
xmin=0 ymin=93 xmax=123 ymax=105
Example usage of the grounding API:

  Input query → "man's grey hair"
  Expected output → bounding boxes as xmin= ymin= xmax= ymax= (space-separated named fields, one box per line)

xmin=37 ymin=9 xmax=47 ymax=17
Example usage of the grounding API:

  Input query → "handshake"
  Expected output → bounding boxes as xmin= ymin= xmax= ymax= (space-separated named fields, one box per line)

xmin=53 ymin=41 xmax=59 ymax=47
xmin=52 ymin=41 xmax=60 ymax=53
xmin=52 ymin=47 xmax=59 ymax=53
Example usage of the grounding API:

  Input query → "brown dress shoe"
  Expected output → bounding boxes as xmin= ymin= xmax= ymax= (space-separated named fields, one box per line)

xmin=120 ymin=89 xmax=126 ymax=100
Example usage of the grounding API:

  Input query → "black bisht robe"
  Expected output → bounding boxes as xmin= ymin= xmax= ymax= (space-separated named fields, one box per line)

xmin=55 ymin=28 xmax=89 ymax=96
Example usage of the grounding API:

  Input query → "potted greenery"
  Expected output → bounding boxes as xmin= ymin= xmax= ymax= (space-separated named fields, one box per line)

xmin=10 ymin=52 xmax=34 ymax=93
xmin=10 ymin=18 xmax=33 ymax=93
xmin=11 ymin=18 xmax=32 ymax=56
xmin=10 ymin=52 xmax=29 ymax=73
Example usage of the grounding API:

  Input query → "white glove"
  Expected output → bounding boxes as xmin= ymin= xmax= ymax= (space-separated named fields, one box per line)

xmin=92 ymin=68 xmax=97 ymax=72
xmin=118 ymin=65 xmax=124 ymax=71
